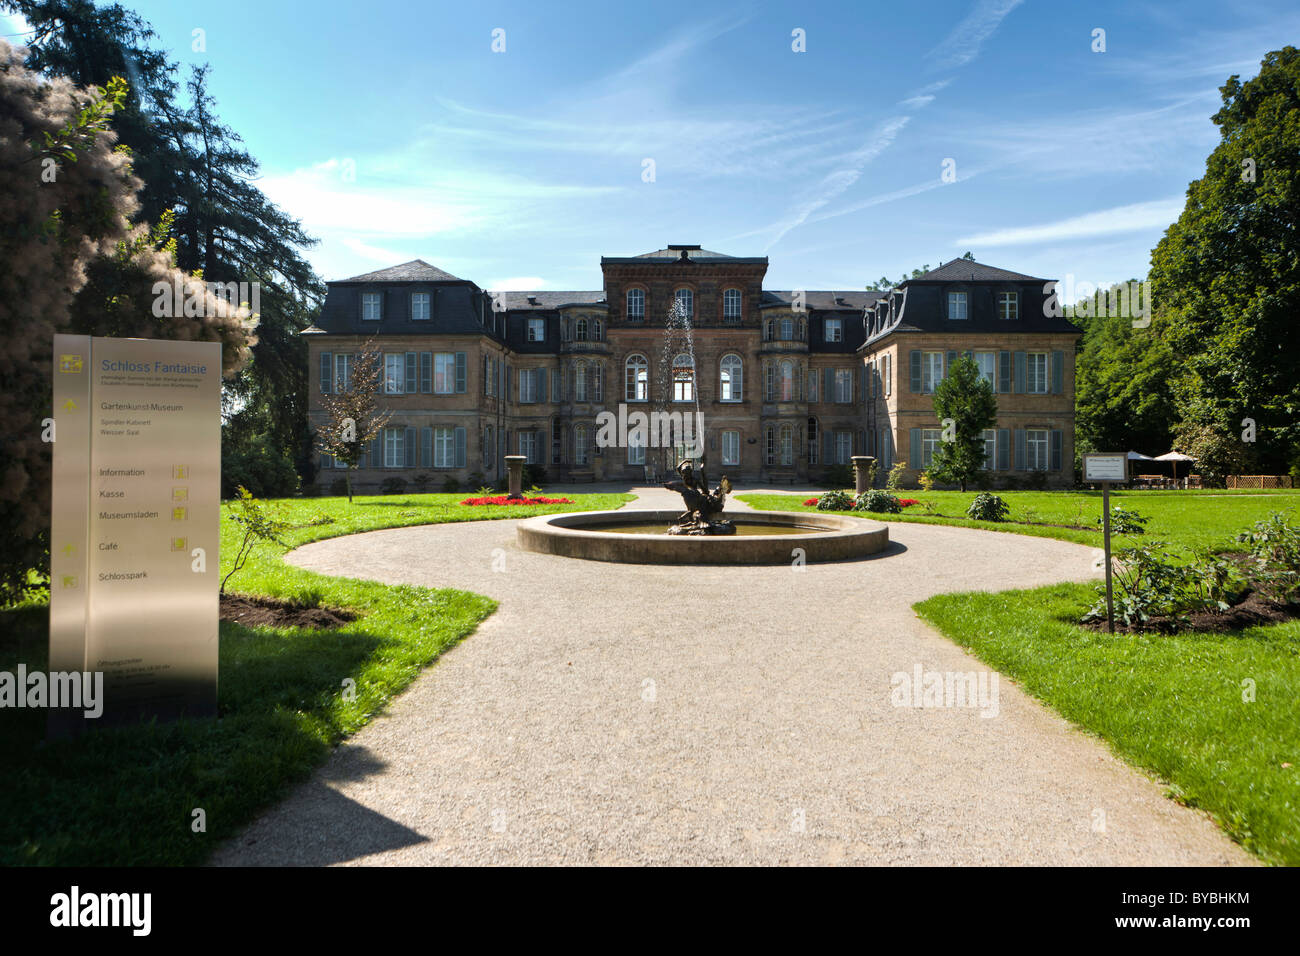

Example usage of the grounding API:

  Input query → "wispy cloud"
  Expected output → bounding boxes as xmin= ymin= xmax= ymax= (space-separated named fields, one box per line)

xmin=898 ymin=80 xmax=952 ymax=110
xmin=926 ymin=0 xmax=1024 ymax=70
xmin=954 ymin=197 xmax=1185 ymax=247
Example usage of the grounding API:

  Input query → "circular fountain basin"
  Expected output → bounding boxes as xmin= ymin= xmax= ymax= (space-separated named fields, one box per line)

xmin=516 ymin=510 xmax=889 ymax=565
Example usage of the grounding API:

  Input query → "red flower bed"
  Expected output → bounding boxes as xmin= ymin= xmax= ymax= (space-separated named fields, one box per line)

xmin=899 ymin=498 xmax=920 ymax=507
xmin=803 ymin=497 xmax=820 ymax=506
xmin=460 ymin=496 xmax=575 ymax=506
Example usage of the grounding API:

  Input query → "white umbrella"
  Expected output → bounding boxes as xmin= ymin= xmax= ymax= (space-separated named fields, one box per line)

xmin=1154 ymin=451 xmax=1196 ymax=482
xmin=1127 ymin=450 xmax=1154 ymax=460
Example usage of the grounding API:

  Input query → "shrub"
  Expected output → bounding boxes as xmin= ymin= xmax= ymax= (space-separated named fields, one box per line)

xmin=917 ymin=471 xmax=935 ymax=492
xmin=410 ymin=473 xmax=433 ymax=493
xmin=221 ymin=436 xmax=300 ymax=499
xmin=1238 ymin=512 xmax=1300 ymax=603
xmin=467 ymin=470 xmax=486 ymax=488
xmin=379 ymin=477 xmax=407 ymax=495
xmin=885 ymin=462 xmax=907 ymax=491
xmin=1023 ymin=469 xmax=1049 ymax=490
xmin=1083 ymin=543 xmax=1239 ymax=628
xmin=522 ymin=464 xmax=548 ymax=487
xmin=816 ymin=490 xmax=853 ymax=511
xmin=855 ymin=490 xmax=901 ymax=513
xmin=822 ymin=463 xmax=853 ymax=488
xmin=967 ymin=493 xmax=1010 ymax=522
xmin=329 ymin=478 xmax=349 ymax=497
xmin=221 ymin=487 xmax=289 ymax=594
xmin=441 ymin=477 xmax=461 ymax=493
xmin=1101 ymin=505 xmax=1148 ymax=535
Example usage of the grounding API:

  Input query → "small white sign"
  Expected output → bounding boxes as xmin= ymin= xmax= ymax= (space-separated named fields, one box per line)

xmin=1083 ymin=453 xmax=1128 ymax=483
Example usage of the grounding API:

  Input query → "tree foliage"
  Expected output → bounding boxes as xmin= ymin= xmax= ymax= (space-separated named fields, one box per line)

xmin=316 ymin=341 xmax=390 ymax=503
xmin=929 ymin=355 xmax=997 ymax=491
xmin=1074 ymin=312 xmax=1178 ymax=455
xmin=1150 ymin=46 xmax=1300 ymax=474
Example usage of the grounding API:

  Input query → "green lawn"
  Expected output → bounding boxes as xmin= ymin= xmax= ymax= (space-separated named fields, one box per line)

xmin=743 ymin=487 xmax=1300 ymax=865
xmin=0 ymin=491 xmax=632 ymax=866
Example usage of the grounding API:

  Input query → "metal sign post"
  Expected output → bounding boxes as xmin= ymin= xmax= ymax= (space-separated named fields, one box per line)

xmin=1083 ymin=453 xmax=1129 ymax=634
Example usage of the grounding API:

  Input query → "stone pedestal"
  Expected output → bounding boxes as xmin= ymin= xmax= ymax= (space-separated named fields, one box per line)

xmin=852 ymin=455 xmax=877 ymax=495
xmin=504 ymin=455 xmax=526 ymax=499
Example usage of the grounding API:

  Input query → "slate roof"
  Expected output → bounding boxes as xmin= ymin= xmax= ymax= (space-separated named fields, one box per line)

xmin=634 ymin=246 xmax=735 ymax=259
xmin=342 ymin=259 xmax=462 ymax=283
xmin=902 ymin=258 xmax=1047 ymax=284
xmin=495 ymin=291 xmax=606 ymax=310
xmin=761 ymin=290 xmax=888 ymax=310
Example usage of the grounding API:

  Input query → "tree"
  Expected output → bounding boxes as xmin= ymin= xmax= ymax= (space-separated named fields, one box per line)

xmin=316 ymin=341 xmax=389 ymax=503
xmin=1150 ymin=46 xmax=1300 ymax=475
xmin=0 ymin=39 xmax=255 ymax=601
xmin=1074 ymin=311 xmax=1178 ymax=456
xmin=928 ymin=355 xmax=997 ymax=491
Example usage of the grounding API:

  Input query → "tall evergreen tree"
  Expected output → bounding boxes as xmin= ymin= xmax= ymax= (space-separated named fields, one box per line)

xmin=929 ymin=355 xmax=997 ymax=492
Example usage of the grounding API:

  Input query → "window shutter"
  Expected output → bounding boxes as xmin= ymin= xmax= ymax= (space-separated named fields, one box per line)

xmin=824 ymin=429 xmax=833 ymax=465
xmin=1051 ymin=351 xmax=1065 ymax=394
xmin=884 ymin=354 xmax=891 ymax=396
xmin=1014 ymin=351 xmax=1027 ymax=394
xmin=823 ymin=367 xmax=833 ymax=402
xmin=484 ymin=355 xmax=491 ymax=395
xmin=858 ymin=367 xmax=865 ymax=402
xmin=421 ymin=352 xmax=432 ymax=393
xmin=454 ymin=426 xmax=467 ymax=468
xmin=910 ymin=350 xmax=922 ymax=392
xmin=404 ymin=426 xmax=416 ymax=467
xmin=552 ymin=366 xmax=562 ymax=403
xmin=537 ymin=368 xmax=548 ymax=404
xmin=420 ymin=427 xmax=432 ymax=468
xmin=946 ymin=350 xmax=958 ymax=379
xmin=1014 ymin=429 xmax=1027 ymax=471
xmin=455 ymin=352 xmax=467 ymax=393
xmin=320 ymin=351 xmax=332 ymax=394
xmin=908 ymin=428 xmax=921 ymax=469
xmin=998 ymin=351 xmax=1012 ymax=394
xmin=369 ymin=436 xmax=382 ymax=468
xmin=997 ymin=428 xmax=1010 ymax=471
xmin=405 ymin=352 xmax=417 ymax=394
xmin=1051 ymin=429 xmax=1063 ymax=471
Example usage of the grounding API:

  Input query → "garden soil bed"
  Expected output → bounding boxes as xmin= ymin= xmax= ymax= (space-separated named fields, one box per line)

xmin=220 ymin=593 xmax=358 ymax=630
xmin=1082 ymin=591 xmax=1300 ymax=634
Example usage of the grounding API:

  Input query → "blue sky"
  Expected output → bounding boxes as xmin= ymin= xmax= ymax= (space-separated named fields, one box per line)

xmin=4 ymin=0 xmax=1297 ymax=294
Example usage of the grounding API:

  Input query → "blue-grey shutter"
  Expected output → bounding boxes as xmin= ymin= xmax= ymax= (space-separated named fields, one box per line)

xmin=997 ymin=428 xmax=1010 ymax=471
xmin=455 ymin=352 xmax=467 ymax=393
xmin=824 ymin=430 xmax=833 ymax=465
xmin=320 ymin=351 xmax=332 ymax=394
xmin=1051 ymin=351 xmax=1064 ymax=395
xmin=484 ymin=355 xmax=491 ymax=395
xmin=405 ymin=352 xmax=417 ymax=394
xmin=908 ymin=428 xmax=921 ymax=469
xmin=420 ymin=427 xmax=432 ymax=468
xmin=404 ymin=426 xmax=416 ymax=467
xmin=823 ymin=367 xmax=833 ymax=402
xmin=1014 ymin=351 xmax=1027 ymax=394
xmin=537 ymin=368 xmax=547 ymax=404
xmin=369 ymin=435 xmax=382 ymax=468
xmin=1051 ymin=429 xmax=1063 ymax=471
xmin=910 ymin=350 xmax=922 ymax=392
xmin=998 ymin=351 xmax=1012 ymax=394
xmin=1014 ymin=429 xmax=1027 ymax=471
xmin=420 ymin=352 xmax=432 ymax=393
xmin=552 ymin=367 xmax=562 ymax=403
xmin=454 ymin=426 xmax=467 ymax=468
xmin=946 ymin=350 xmax=958 ymax=379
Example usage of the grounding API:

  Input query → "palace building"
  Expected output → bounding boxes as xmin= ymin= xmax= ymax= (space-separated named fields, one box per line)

xmin=303 ymin=246 xmax=1081 ymax=489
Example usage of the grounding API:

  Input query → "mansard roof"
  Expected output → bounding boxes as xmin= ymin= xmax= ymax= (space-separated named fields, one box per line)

xmin=760 ymin=290 xmax=888 ymax=311
xmin=342 ymin=259 xmax=463 ymax=283
xmin=902 ymin=258 xmax=1047 ymax=284
xmin=495 ymin=291 xmax=606 ymax=310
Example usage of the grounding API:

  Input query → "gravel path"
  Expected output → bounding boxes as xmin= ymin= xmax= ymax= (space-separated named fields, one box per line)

xmin=212 ymin=488 xmax=1253 ymax=866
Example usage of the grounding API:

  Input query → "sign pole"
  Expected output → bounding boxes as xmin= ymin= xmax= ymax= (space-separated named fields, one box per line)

xmin=1102 ymin=480 xmax=1114 ymax=633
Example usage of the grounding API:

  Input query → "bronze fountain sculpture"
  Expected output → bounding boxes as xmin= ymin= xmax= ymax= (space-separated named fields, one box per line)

xmin=662 ymin=457 xmax=735 ymax=535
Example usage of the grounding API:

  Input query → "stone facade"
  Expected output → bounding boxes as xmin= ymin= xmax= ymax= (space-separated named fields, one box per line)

xmin=304 ymin=249 xmax=1080 ymax=490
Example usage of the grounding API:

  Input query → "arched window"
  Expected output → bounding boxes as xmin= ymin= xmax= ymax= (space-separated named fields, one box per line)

xmin=575 ymin=361 xmax=587 ymax=402
xmin=723 ymin=288 xmax=742 ymax=322
xmin=798 ymin=318 xmax=807 ymax=341
xmin=626 ymin=288 xmax=645 ymax=320
xmin=719 ymin=354 xmax=743 ymax=402
xmin=779 ymin=317 xmax=794 ymax=341
xmin=807 ymin=418 xmax=819 ymax=464
xmin=779 ymin=424 xmax=794 ymax=466
xmin=764 ymin=319 xmax=774 ymax=341
xmin=625 ymin=354 xmax=648 ymax=402
xmin=779 ymin=359 xmax=795 ymax=402
xmin=672 ymin=353 xmax=694 ymax=402
xmin=592 ymin=319 xmax=602 ymax=341
xmin=575 ymin=317 xmax=588 ymax=341
xmin=674 ymin=287 xmax=693 ymax=319
xmin=574 ymin=424 xmax=589 ymax=465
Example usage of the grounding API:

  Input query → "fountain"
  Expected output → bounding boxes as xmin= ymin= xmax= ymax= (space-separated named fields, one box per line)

xmin=662 ymin=457 xmax=735 ymax=535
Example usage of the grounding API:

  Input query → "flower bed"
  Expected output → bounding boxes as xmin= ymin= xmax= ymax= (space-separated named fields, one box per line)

xmin=805 ymin=496 xmax=920 ymax=508
xmin=460 ymin=496 xmax=575 ymax=506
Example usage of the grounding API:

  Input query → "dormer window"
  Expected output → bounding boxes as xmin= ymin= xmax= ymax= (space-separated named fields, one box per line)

xmin=947 ymin=291 xmax=968 ymax=320
xmin=627 ymin=288 xmax=645 ymax=320
xmin=527 ymin=317 xmax=545 ymax=342
xmin=674 ymin=288 xmax=694 ymax=319
xmin=411 ymin=292 xmax=430 ymax=320
xmin=361 ymin=291 xmax=382 ymax=321
xmin=997 ymin=291 xmax=1019 ymax=320
xmin=825 ymin=317 xmax=843 ymax=342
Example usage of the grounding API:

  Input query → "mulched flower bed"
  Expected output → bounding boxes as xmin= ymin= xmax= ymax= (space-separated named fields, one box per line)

xmin=460 ymin=496 xmax=575 ymax=506
xmin=1080 ymin=591 xmax=1300 ymax=634
xmin=220 ymin=593 xmax=358 ymax=630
